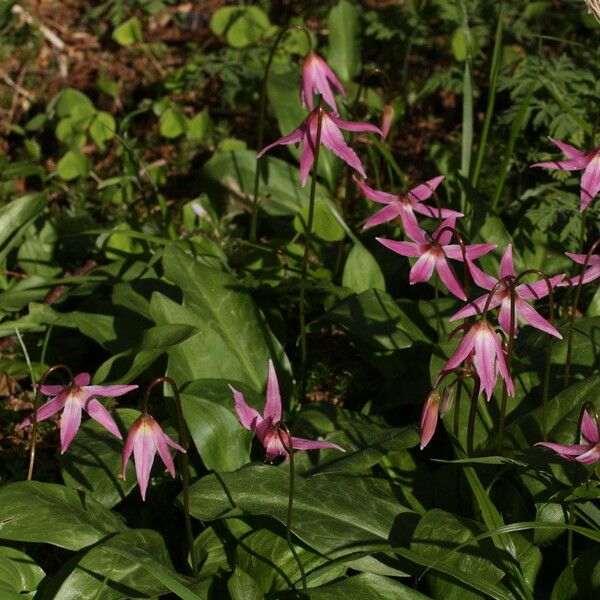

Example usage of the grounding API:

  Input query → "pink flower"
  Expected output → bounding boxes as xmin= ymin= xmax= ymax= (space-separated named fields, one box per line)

xmin=439 ymin=320 xmax=515 ymax=401
xmin=536 ymin=407 xmax=600 ymax=464
xmin=257 ymin=107 xmax=382 ymax=187
xmin=562 ymin=251 xmax=600 ymax=286
xmin=122 ymin=413 xmax=186 ymax=500
xmin=420 ymin=392 xmax=440 ymax=450
xmin=230 ymin=360 xmax=345 ymax=461
xmin=381 ymin=105 xmax=394 ymax=139
xmin=531 ymin=137 xmax=600 ymax=212
xmin=450 ymin=245 xmax=564 ymax=338
xmin=19 ymin=372 xmax=137 ymax=453
xmin=301 ymin=53 xmax=346 ymax=112
xmin=355 ymin=175 xmax=463 ymax=235
xmin=376 ymin=218 xmax=496 ymax=300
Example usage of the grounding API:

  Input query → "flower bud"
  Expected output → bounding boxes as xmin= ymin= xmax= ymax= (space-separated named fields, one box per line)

xmin=440 ymin=386 xmax=455 ymax=418
xmin=420 ymin=391 xmax=440 ymax=450
xmin=381 ymin=104 xmax=394 ymax=139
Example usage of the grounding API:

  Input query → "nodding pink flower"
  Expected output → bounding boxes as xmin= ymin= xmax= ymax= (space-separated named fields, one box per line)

xmin=257 ymin=107 xmax=382 ymax=187
xmin=122 ymin=414 xmax=185 ymax=500
xmin=19 ymin=373 xmax=137 ymax=454
xmin=561 ymin=251 xmax=600 ymax=286
xmin=531 ymin=137 xmax=600 ymax=212
xmin=376 ymin=218 xmax=496 ymax=300
xmin=536 ymin=407 xmax=600 ymax=464
xmin=420 ymin=392 xmax=440 ymax=450
xmin=231 ymin=360 xmax=345 ymax=461
xmin=451 ymin=245 xmax=564 ymax=339
xmin=355 ymin=175 xmax=463 ymax=236
xmin=301 ymin=52 xmax=346 ymax=112
xmin=439 ymin=320 xmax=515 ymax=401
xmin=381 ymin=105 xmax=394 ymax=139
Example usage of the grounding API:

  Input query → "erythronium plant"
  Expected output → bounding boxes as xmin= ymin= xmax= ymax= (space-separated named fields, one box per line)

xmin=531 ymin=136 xmax=600 ymax=211
xmin=19 ymin=372 xmax=137 ymax=454
xmin=451 ymin=245 xmax=564 ymax=338
xmin=301 ymin=52 xmax=346 ymax=112
xmin=536 ymin=404 xmax=600 ymax=464
xmin=376 ymin=218 xmax=496 ymax=300
xmin=257 ymin=106 xmax=382 ymax=186
xmin=439 ymin=319 xmax=515 ymax=401
xmin=355 ymin=174 xmax=463 ymax=234
xmin=563 ymin=250 xmax=600 ymax=286
xmin=231 ymin=360 xmax=345 ymax=460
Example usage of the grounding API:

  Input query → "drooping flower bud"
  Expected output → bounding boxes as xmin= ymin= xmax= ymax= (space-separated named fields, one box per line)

xmin=440 ymin=386 xmax=455 ymax=418
xmin=420 ymin=391 xmax=440 ymax=450
xmin=381 ymin=104 xmax=394 ymax=139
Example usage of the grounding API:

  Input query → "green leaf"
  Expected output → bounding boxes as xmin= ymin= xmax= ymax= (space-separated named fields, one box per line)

xmin=60 ymin=409 xmax=140 ymax=508
xmin=450 ymin=26 xmax=479 ymax=62
xmin=55 ymin=88 xmax=94 ymax=118
xmin=0 ymin=482 xmax=126 ymax=550
xmin=294 ymin=199 xmax=345 ymax=242
xmin=551 ymin=545 xmax=600 ymax=600
xmin=226 ymin=7 xmax=270 ymax=48
xmin=290 ymin=573 xmax=431 ymax=600
xmin=94 ymin=323 xmax=199 ymax=383
xmin=186 ymin=110 xmax=211 ymax=141
xmin=53 ymin=529 xmax=189 ymax=600
xmin=327 ymin=0 xmax=361 ymax=81
xmin=185 ymin=464 xmax=413 ymax=557
xmin=112 ymin=17 xmax=143 ymax=46
xmin=210 ymin=6 xmax=239 ymax=36
xmin=200 ymin=149 xmax=331 ymax=216
xmin=89 ymin=111 xmax=116 ymax=149
xmin=160 ymin=107 xmax=188 ymax=139
xmin=153 ymin=245 xmax=289 ymax=389
xmin=342 ymin=242 xmax=385 ymax=293
xmin=227 ymin=568 xmax=263 ymax=600
xmin=0 ymin=547 xmax=44 ymax=599
xmin=56 ymin=150 xmax=90 ymax=180
xmin=0 ymin=192 xmax=47 ymax=265
xmin=17 ymin=220 xmax=60 ymax=277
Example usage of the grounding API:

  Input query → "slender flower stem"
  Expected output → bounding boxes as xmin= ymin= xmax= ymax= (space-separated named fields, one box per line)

xmin=564 ymin=239 xmax=600 ymax=387
xmin=250 ymin=25 xmax=312 ymax=242
xmin=279 ymin=424 xmax=307 ymax=592
xmin=143 ymin=377 xmax=195 ymax=573
xmin=27 ymin=364 xmax=74 ymax=481
xmin=298 ymin=96 xmax=324 ymax=404
xmin=567 ymin=502 xmax=575 ymax=566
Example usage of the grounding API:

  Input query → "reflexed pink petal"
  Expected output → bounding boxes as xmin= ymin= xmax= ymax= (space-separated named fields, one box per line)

xmin=290 ymin=436 xmax=345 ymax=452
xmin=565 ymin=252 xmax=591 ymax=265
xmin=264 ymin=360 xmax=282 ymax=422
xmin=412 ymin=204 xmax=463 ymax=220
xmin=466 ymin=258 xmax=497 ymax=290
xmin=39 ymin=384 xmax=67 ymax=396
xmin=364 ymin=203 xmax=402 ymax=229
xmin=516 ymin=275 xmax=564 ymax=300
xmin=255 ymin=416 xmax=273 ymax=447
xmin=85 ymin=398 xmax=123 ymax=439
xmin=494 ymin=338 xmax=515 ymax=397
xmin=376 ymin=238 xmax=422 ymax=257
xmin=433 ymin=218 xmax=456 ymax=246
xmin=450 ymin=293 xmax=499 ymax=322
xmin=263 ymin=428 xmax=288 ymax=461
xmin=498 ymin=298 xmax=516 ymax=338
xmin=301 ymin=55 xmax=319 ymax=111
xmin=329 ymin=113 xmax=382 ymax=136
xmin=230 ymin=384 xmax=261 ymax=432
xmin=473 ymin=325 xmax=499 ymax=400
xmin=398 ymin=206 xmax=427 ymax=242
xmin=301 ymin=54 xmax=345 ymax=112
xmin=436 ymin=256 xmax=466 ymax=300
xmin=60 ymin=399 xmax=83 ymax=453
xmin=516 ymin=299 xmax=562 ymax=339
xmin=535 ymin=441 xmax=591 ymax=457
xmin=122 ymin=426 xmax=135 ymax=480
xmin=420 ymin=393 xmax=440 ymax=450
xmin=19 ymin=395 xmax=67 ymax=429
xmin=73 ymin=373 xmax=91 ymax=386
xmin=354 ymin=177 xmax=398 ymax=204
xmin=299 ymin=134 xmax=316 ymax=187
xmin=165 ymin=434 xmax=186 ymax=453
xmin=257 ymin=125 xmax=305 ymax=158
xmin=567 ymin=264 xmax=600 ymax=286
xmin=499 ymin=245 xmax=516 ymax=279
xmin=548 ymin=137 xmax=587 ymax=159
xmin=458 ymin=243 xmax=497 ymax=260
xmin=153 ymin=426 xmax=176 ymax=477
xmin=580 ymin=154 xmax=600 ymax=211
xmin=410 ymin=253 xmax=436 ymax=284
xmin=532 ymin=157 xmax=590 ymax=171
xmin=581 ymin=410 xmax=599 ymax=444
xmin=574 ymin=446 xmax=600 ymax=464
xmin=443 ymin=326 xmax=478 ymax=372
xmin=408 ymin=176 xmax=445 ymax=202
xmin=320 ymin=115 xmax=366 ymax=177
xmin=83 ymin=384 xmax=138 ymax=398
xmin=133 ymin=422 xmax=156 ymax=501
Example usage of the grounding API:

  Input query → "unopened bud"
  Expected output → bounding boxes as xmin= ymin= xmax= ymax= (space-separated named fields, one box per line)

xmin=440 ymin=386 xmax=455 ymax=418
xmin=381 ymin=104 xmax=394 ymax=139
xmin=420 ymin=391 xmax=440 ymax=450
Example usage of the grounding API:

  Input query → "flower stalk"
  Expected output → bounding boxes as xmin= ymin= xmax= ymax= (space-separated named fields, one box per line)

xmin=26 ymin=364 xmax=74 ymax=481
